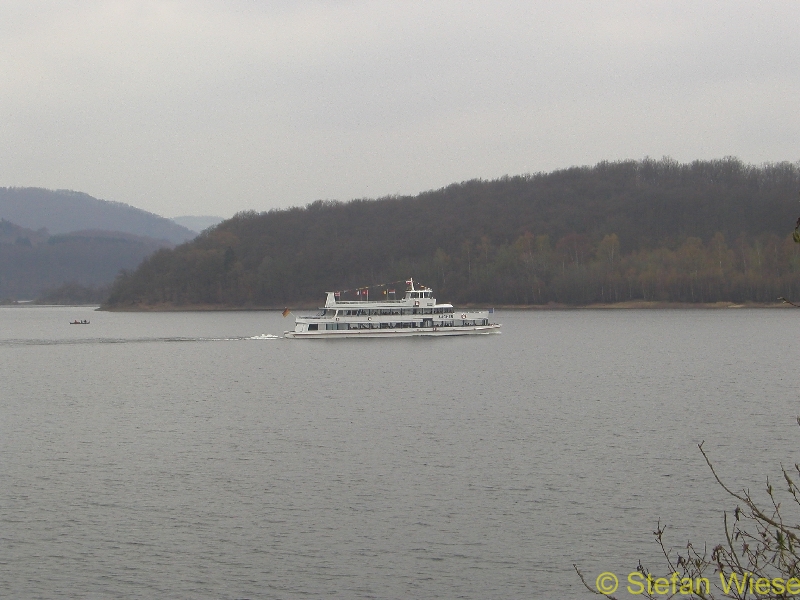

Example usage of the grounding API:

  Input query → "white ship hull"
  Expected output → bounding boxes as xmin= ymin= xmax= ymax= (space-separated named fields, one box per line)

xmin=284 ymin=323 xmax=500 ymax=339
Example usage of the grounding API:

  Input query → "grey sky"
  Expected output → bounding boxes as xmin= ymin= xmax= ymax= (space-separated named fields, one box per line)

xmin=1 ymin=1 xmax=798 ymax=218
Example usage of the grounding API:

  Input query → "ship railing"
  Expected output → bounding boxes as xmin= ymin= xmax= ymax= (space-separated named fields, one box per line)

xmin=328 ymin=299 xmax=409 ymax=305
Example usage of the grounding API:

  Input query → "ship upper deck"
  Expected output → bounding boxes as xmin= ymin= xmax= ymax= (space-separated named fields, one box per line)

xmin=324 ymin=288 xmax=441 ymax=309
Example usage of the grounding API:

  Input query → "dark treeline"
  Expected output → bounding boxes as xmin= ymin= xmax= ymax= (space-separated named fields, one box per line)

xmin=105 ymin=158 xmax=800 ymax=307
xmin=36 ymin=282 xmax=111 ymax=305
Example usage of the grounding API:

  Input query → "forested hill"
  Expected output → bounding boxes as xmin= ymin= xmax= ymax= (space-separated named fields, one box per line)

xmin=0 ymin=188 xmax=195 ymax=244
xmin=105 ymin=158 xmax=800 ymax=308
xmin=0 ymin=219 xmax=172 ymax=299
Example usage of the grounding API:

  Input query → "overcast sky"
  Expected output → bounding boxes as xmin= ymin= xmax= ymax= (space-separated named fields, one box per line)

xmin=1 ymin=1 xmax=798 ymax=218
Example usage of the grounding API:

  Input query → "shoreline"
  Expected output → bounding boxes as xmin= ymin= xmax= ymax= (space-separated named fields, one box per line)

xmin=97 ymin=300 xmax=792 ymax=312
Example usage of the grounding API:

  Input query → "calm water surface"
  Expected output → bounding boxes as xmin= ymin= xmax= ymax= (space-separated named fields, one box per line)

xmin=1 ymin=306 xmax=799 ymax=599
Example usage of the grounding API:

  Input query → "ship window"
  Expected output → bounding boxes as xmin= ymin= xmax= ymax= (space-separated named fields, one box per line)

xmin=308 ymin=324 xmax=318 ymax=331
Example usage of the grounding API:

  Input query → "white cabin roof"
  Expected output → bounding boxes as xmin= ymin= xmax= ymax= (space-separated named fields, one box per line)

xmin=324 ymin=288 xmax=441 ymax=309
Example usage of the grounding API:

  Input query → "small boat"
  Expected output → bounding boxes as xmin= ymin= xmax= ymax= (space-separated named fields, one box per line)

xmin=70 ymin=320 xmax=90 ymax=324
xmin=284 ymin=278 xmax=500 ymax=339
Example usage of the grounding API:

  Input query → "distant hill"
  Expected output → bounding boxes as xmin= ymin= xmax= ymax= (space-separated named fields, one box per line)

xmin=105 ymin=158 xmax=800 ymax=308
xmin=36 ymin=282 xmax=111 ymax=305
xmin=0 ymin=219 xmax=48 ymax=246
xmin=0 ymin=219 xmax=172 ymax=300
xmin=172 ymin=215 xmax=225 ymax=233
xmin=0 ymin=188 xmax=196 ymax=244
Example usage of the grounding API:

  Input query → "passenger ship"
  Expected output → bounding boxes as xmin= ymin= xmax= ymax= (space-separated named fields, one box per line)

xmin=283 ymin=279 xmax=500 ymax=339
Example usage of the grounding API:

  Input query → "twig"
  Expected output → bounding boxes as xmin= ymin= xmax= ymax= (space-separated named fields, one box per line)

xmin=573 ymin=564 xmax=620 ymax=599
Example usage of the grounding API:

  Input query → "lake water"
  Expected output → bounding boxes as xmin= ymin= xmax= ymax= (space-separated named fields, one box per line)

xmin=2 ymin=306 xmax=799 ymax=599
